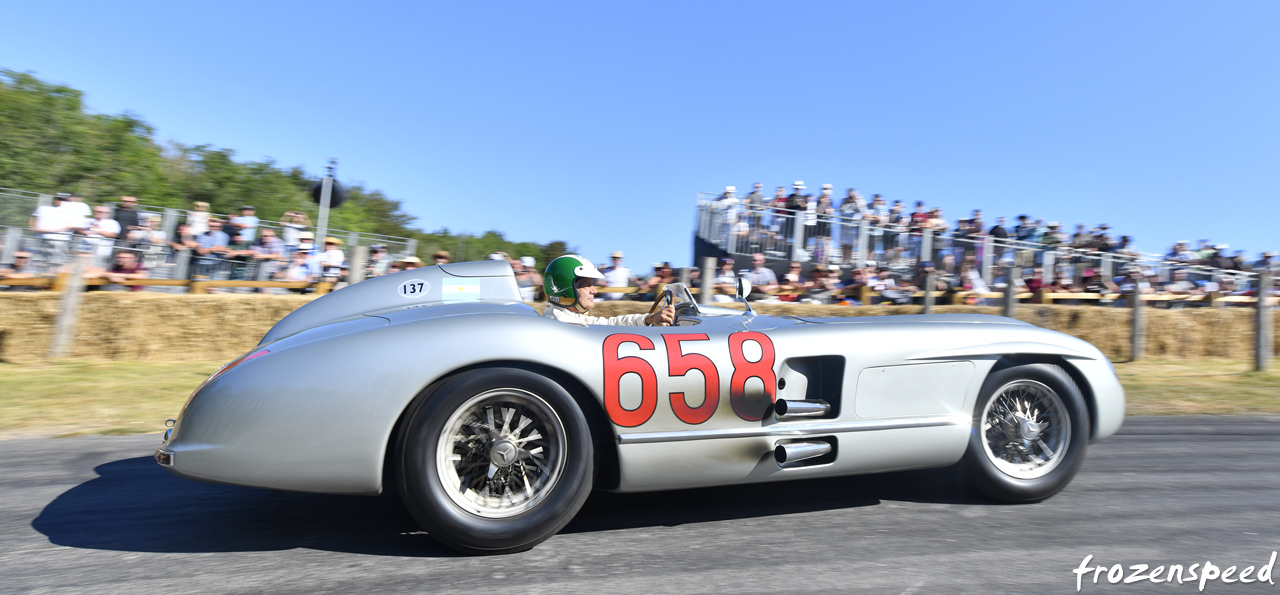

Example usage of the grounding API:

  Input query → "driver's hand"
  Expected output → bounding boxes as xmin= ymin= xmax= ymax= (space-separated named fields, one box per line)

xmin=647 ymin=304 xmax=675 ymax=326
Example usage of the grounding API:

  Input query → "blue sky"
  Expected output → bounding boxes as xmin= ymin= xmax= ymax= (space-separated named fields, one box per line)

xmin=4 ymin=1 xmax=1277 ymax=271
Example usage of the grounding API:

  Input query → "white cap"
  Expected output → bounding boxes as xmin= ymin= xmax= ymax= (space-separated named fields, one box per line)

xmin=793 ymin=180 xmax=805 ymax=189
xmin=724 ymin=185 xmax=736 ymax=193
xmin=520 ymin=256 xmax=536 ymax=267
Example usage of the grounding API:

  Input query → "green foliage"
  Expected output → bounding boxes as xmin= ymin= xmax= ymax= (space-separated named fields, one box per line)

xmin=0 ymin=70 xmax=573 ymax=265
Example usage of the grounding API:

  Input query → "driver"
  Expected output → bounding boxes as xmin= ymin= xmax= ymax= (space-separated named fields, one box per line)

xmin=543 ymin=255 xmax=675 ymax=326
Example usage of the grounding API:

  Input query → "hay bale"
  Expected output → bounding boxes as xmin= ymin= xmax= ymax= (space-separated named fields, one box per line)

xmin=1 ymin=293 xmax=1273 ymax=363
xmin=67 ymin=293 xmax=317 ymax=362
xmin=0 ymin=293 xmax=62 ymax=363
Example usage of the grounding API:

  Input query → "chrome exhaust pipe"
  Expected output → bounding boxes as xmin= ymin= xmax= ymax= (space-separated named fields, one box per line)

xmin=774 ymin=399 xmax=830 ymax=419
xmin=774 ymin=441 xmax=833 ymax=465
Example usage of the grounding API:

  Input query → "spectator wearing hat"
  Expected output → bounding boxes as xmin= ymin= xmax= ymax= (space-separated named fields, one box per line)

xmin=1093 ymin=224 xmax=1112 ymax=253
xmin=400 ymin=256 xmax=425 ymax=270
xmin=319 ymin=237 xmax=345 ymax=279
xmin=277 ymin=248 xmax=317 ymax=286
xmin=231 ymin=206 xmax=260 ymax=245
xmin=297 ymin=230 xmax=316 ymax=253
xmin=599 ymin=251 xmax=637 ymax=301
xmin=782 ymin=181 xmax=807 ymax=248
xmin=1254 ymin=252 xmax=1277 ymax=275
xmin=433 ymin=250 xmax=450 ymax=265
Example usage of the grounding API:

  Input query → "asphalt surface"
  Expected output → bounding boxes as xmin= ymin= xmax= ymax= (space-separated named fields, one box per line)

xmin=4 ymin=417 xmax=1280 ymax=594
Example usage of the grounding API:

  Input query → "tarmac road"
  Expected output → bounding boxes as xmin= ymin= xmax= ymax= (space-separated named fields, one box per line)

xmin=3 ymin=416 xmax=1279 ymax=594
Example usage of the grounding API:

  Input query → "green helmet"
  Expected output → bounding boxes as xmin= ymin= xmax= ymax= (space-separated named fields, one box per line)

xmin=544 ymin=254 xmax=604 ymax=312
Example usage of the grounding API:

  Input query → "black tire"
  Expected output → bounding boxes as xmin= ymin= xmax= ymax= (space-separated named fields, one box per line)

xmin=962 ymin=362 xmax=1090 ymax=503
xmin=397 ymin=368 xmax=593 ymax=554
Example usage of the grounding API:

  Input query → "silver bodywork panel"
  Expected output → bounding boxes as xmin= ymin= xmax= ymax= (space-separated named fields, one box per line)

xmin=160 ymin=262 xmax=1125 ymax=495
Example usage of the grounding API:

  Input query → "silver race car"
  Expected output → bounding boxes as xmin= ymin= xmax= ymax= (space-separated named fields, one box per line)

xmin=156 ymin=260 xmax=1124 ymax=554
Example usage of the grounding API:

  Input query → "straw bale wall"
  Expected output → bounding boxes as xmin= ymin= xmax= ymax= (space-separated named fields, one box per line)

xmin=0 ymin=293 xmax=1275 ymax=363
xmin=0 ymin=293 xmax=315 ymax=363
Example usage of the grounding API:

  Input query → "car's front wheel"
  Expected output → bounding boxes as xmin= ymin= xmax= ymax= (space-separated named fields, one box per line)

xmin=398 ymin=368 xmax=593 ymax=554
xmin=963 ymin=362 xmax=1090 ymax=503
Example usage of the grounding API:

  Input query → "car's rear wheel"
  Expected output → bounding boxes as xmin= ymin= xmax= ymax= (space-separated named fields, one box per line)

xmin=398 ymin=368 xmax=593 ymax=554
xmin=963 ymin=362 xmax=1090 ymax=503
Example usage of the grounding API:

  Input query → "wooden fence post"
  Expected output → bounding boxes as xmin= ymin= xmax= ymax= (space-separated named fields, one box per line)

xmin=48 ymin=254 xmax=88 ymax=358
xmin=1258 ymin=270 xmax=1273 ymax=371
xmin=349 ymin=245 xmax=369 ymax=285
xmin=699 ymin=257 xmax=715 ymax=305
xmin=1002 ymin=267 xmax=1017 ymax=319
xmin=923 ymin=272 xmax=935 ymax=314
xmin=1130 ymin=284 xmax=1145 ymax=361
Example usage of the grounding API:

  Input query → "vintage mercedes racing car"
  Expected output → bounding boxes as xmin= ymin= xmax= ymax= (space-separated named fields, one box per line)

xmin=156 ymin=260 xmax=1124 ymax=554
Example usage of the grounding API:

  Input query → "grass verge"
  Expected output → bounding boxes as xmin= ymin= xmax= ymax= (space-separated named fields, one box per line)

xmin=1116 ymin=358 xmax=1280 ymax=416
xmin=1 ymin=358 xmax=1277 ymax=439
xmin=0 ymin=360 xmax=223 ymax=439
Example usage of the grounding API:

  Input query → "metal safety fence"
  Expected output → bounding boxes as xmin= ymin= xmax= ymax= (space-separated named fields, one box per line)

xmin=694 ymin=192 xmax=1271 ymax=294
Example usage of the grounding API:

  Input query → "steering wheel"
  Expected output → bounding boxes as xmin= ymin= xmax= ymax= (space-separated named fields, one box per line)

xmin=649 ymin=287 xmax=674 ymax=316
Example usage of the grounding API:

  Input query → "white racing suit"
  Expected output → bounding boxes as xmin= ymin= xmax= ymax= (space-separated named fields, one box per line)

xmin=542 ymin=303 xmax=650 ymax=326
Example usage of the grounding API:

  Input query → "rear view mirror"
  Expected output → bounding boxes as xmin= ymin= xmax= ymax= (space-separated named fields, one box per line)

xmin=736 ymin=277 xmax=752 ymax=300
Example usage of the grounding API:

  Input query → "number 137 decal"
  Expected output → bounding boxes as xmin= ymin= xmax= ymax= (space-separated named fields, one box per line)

xmin=602 ymin=332 xmax=776 ymax=427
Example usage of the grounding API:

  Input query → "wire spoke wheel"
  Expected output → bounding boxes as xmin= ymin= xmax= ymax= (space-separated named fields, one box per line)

xmin=980 ymin=379 xmax=1070 ymax=480
xmin=435 ymin=388 xmax=568 ymax=519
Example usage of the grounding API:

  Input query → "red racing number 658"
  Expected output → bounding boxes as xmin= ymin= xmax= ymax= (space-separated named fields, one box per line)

xmin=602 ymin=332 xmax=776 ymax=427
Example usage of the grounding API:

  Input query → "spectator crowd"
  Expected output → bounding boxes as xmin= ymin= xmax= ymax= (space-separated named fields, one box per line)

xmin=2 ymin=193 xmax=424 ymax=293
xmin=695 ymin=180 xmax=1278 ymax=306
xmin=3 ymin=189 xmax=1276 ymax=307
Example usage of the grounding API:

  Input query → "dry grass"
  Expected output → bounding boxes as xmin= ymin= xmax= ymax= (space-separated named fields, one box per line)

xmin=0 ymin=360 xmax=223 ymax=439
xmin=1117 ymin=358 xmax=1280 ymax=416
xmin=2 ymin=357 xmax=1278 ymax=439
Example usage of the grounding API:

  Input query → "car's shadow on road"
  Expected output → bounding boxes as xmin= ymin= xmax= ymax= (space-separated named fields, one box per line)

xmin=33 ymin=455 xmax=988 ymax=558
